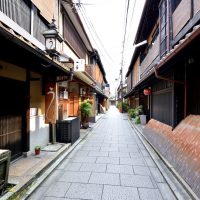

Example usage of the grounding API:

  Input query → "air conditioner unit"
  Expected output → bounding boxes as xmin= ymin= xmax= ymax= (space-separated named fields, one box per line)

xmin=0 ymin=150 xmax=11 ymax=192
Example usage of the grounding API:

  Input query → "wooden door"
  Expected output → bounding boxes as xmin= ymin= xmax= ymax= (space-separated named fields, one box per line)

xmin=69 ymin=94 xmax=79 ymax=116
xmin=0 ymin=77 xmax=25 ymax=160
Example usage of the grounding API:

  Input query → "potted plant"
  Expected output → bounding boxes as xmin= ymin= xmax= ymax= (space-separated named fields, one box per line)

xmin=128 ymin=108 xmax=136 ymax=119
xmin=136 ymin=105 xmax=147 ymax=125
xmin=34 ymin=145 xmax=41 ymax=155
xmin=80 ymin=99 xmax=92 ymax=129
xmin=116 ymin=101 xmax=122 ymax=113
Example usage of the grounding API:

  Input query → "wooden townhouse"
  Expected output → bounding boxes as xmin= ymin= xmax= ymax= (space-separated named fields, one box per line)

xmin=0 ymin=0 xmax=70 ymax=160
xmin=61 ymin=2 xmax=109 ymax=122
xmin=125 ymin=0 xmax=200 ymax=198
xmin=0 ymin=0 xmax=109 ymax=161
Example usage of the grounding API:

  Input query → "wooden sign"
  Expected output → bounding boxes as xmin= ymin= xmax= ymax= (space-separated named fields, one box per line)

xmin=45 ymin=82 xmax=57 ymax=124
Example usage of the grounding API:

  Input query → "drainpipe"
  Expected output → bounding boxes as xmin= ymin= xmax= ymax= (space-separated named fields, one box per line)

xmin=153 ymin=67 xmax=187 ymax=118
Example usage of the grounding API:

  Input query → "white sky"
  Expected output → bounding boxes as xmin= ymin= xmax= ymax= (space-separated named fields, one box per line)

xmin=76 ymin=0 xmax=146 ymax=96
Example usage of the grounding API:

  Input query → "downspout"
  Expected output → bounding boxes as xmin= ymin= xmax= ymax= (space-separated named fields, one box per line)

xmin=153 ymin=67 xmax=187 ymax=118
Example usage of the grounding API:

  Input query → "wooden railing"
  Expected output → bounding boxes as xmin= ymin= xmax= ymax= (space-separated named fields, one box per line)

xmin=140 ymin=37 xmax=159 ymax=78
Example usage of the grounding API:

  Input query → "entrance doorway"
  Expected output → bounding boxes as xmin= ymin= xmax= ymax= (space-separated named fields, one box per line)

xmin=0 ymin=77 xmax=26 ymax=160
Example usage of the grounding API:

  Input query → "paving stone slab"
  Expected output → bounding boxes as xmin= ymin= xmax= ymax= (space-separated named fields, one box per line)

xmin=81 ymin=146 xmax=101 ymax=151
xmin=120 ymin=157 xmax=146 ymax=166
xmin=110 ymin=144 xmax=128 ymax=148
xmin=100 ymin=147 xmax=119 ymax=152
xmin=59 ymin=171 xmax=91 ymax=183
xmin=63 ymin=163 xmax=82 ymax=171
xmin=44 ymin=182 xmax=71 ymax=198
xmin=96 ymin=157 xmax=119 ymax=164
xmin=80 ymin=163 xmax=107 ymax=172
xmin=149 ymin=167 xmax=165 ymax=183
xmin=102 ymin=185 xmax=140 ymax=200
xmin=140 ymin=149 xmax=150 ymax=157
xmin=65 ymin=183 xmax=103 ymax=200
xmin=71 ymin=156 xmax=97 ymax=163
xmin=89 ymin=172 xmax=120 ymax=185
xmin=119 ymin=147 xmax=139 ymax=153
xmin=74 ymin=150 xmax=89 ymax=157
xmin=88 ymin=151 xmax=109 ymax=157
xmin=133 ymin=166 xmax=151 ymax=176
xmin=109 ymin=152 xmax=130 ymax=158
xmin=107 ymin=164 xmax=134 ymax=174
xmin=138 ymin=188 xmax=163 ymax=200
xmin=120 ymin=174 xmax=155 ymax=188
xmin=144 ymin=157 xmax=157 ymax=167
xmin=129 ymin=152 xmax=142 ymax=158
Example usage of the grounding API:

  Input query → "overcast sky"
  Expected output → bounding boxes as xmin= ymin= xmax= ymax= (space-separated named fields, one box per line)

xmin=77 ymin=0 xmax=145 ymax=95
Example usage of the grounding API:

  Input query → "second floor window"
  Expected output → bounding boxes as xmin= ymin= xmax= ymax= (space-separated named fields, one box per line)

xmin=159 ymin=0 xmax=169 ymax=58
xmin=0 ymin=0 xmax=31 ymax=33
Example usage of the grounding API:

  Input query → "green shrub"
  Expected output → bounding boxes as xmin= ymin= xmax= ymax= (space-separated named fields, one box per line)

xmin=135 ymin=116 xmax=140 ymax=124
xmin=128 ymin=108 xmax=136 ymax=118
xmin=122 ymin=102 xmax=129 ymax=112
xmin=80 ymin=99 xmax=92 ymax=122
xmin=135 ymin=105 xmax=143 ymax=116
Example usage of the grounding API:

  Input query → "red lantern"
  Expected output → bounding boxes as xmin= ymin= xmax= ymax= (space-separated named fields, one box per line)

xmin=143 ymin=88 xmax=151 ymax=95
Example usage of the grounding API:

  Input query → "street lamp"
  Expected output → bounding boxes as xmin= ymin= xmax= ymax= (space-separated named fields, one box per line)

xmin=43 ymin=18 xmax=63 ymax=57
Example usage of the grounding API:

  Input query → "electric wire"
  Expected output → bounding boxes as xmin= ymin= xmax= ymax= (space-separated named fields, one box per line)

xmin=120 ymin=0 xmax=130 ymax=82
xmin=76 ymin=4 xmax=116 ymax=68
xmin=81 ymin=5 xmax=116 ymax=65
xmin=124 ymin=0 xmax=137 ymax=49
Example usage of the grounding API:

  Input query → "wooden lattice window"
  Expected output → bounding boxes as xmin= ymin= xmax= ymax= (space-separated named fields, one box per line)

xmin=159 ymin=0 xmax=169 ymax=58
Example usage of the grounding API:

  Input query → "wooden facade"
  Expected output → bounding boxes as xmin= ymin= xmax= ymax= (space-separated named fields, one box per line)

xmin=0 ymin=0 xmax=109 ymax=159
xmin=126 ymin=0 xmax=200 ymax=124
xmin=125 ymin=0 xmax=200 ymax=197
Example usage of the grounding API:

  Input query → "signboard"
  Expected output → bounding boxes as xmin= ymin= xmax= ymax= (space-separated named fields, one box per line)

xmin=45 ymin=82 xmax=57 ymax=124
xmin=74 ymin=59 xmax=85 ymax=71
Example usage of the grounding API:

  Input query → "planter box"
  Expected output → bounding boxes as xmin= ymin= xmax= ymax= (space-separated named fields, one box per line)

xmin=139 ymin=115 xmax=147 ymax=125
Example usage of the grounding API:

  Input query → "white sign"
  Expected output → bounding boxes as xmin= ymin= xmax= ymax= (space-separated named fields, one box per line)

xmin=74 ymin=59 xmax=85 ymax=71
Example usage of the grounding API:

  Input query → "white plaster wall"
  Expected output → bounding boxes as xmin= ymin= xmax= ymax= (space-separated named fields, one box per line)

xmin=30 ymin=115 xmax=49 ymax=153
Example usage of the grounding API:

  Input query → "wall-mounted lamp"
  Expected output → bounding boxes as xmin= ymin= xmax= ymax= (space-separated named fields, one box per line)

xmin=43 ymin=18 xmax=63 ymax=57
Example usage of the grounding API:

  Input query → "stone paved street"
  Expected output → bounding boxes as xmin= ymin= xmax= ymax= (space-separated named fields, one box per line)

xmin=28 ymin=107 xmax=178 ymax=200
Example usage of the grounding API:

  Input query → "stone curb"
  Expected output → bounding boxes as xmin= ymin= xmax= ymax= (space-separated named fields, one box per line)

xmin=128 ymin=119 xmax=198 ymax=200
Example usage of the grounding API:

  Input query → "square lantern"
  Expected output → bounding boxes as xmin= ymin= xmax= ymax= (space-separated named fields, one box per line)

xmin=43 ymin=19 xmax=63 ymax=56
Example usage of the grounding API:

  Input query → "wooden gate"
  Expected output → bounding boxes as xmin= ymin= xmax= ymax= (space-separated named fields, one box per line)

xmin=0 ymin=77 xmax=25 ymax=160
xmin=69 ymin=94 xmax=79 ymax=116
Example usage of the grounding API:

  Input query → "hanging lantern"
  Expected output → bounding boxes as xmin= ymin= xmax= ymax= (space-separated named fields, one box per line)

xmin=143 ymin=88 xmax=151 ymax=95
xmin=43 ymin=18 xmax=63 ymax=56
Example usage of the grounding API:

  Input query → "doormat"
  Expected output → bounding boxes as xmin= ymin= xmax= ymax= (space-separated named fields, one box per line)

xmin=41 ymin=143 xmax=64 ymax=152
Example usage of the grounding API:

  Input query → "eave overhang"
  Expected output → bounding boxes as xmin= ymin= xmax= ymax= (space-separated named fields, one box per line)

xmin=74 ymin=71 xmax=96 ymax=86
xmin=62 ymin=1 xmax=93 ymax=52
xmin=125 ymin=25 xmax=200 ymax=97
xmin=0 ymin=15 xmax=70 ymax=76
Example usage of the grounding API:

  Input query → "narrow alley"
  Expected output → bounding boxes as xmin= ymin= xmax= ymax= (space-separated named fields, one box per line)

xmin=27 ymin=107 xmax=187 ymax=200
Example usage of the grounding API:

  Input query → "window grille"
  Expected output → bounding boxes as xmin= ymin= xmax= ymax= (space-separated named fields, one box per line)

xmin=0 ymin=0 xmax=31 ymax=33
